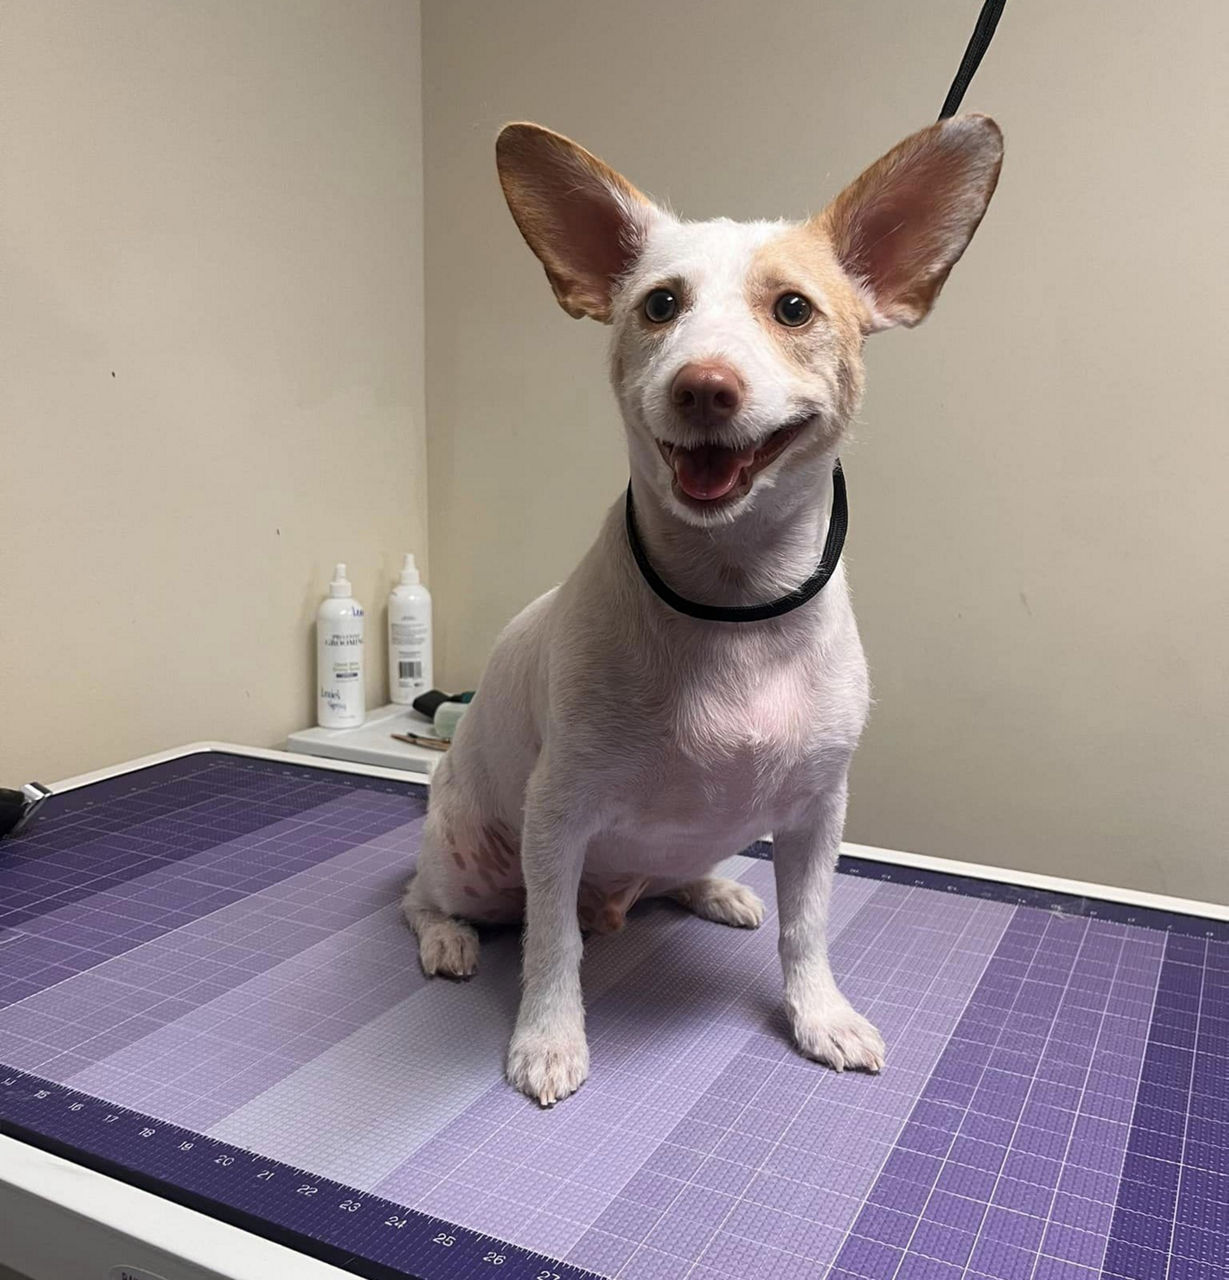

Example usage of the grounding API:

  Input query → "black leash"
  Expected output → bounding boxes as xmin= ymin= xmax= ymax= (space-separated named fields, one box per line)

xmin=625 ymin=0 xmax=1007 ymax=624
xmin=625 ymin=461 xmax=847 ymax=624
xmin=939 ymin=0 xmax=1007 ymax=119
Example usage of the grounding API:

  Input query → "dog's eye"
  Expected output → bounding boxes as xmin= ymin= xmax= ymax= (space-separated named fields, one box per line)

xmin=774 ymin=293 xmax=813 ymax=327
xmin=643 ymin=288 xmax=678 ymax=324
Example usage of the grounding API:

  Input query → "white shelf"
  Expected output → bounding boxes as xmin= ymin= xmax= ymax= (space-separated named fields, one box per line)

xmin=284 ymin=702 xmax=442 ymax=777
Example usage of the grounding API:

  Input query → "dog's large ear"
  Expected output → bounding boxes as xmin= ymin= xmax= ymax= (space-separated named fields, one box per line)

xmin=819 ymin=115 xmax=1003 ymax=332
xmin=496 ymin=123 xmax=657 ymax=322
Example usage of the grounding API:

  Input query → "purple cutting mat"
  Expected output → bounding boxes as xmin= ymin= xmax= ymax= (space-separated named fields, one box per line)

xmin=1 ymin=750 xmax=1226 ymax=1280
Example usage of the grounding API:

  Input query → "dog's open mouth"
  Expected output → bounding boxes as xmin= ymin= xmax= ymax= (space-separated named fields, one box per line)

xmin=656 ymin=420 xmax=807 ymax=504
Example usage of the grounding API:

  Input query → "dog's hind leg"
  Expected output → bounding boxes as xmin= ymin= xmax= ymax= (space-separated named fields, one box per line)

xmin=401 ymin=805 xmax=483 ymax=978
xmin=401 ymin=872 xmax=480 ymax=978
xmin=401 ymin=792 xmax=525 ymax=979
xmin=665 ymin=877 xmax=765 ymax=929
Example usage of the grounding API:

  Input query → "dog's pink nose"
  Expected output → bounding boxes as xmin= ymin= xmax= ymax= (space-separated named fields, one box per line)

xmin=670 ymin=362 xmax=744 ymax=427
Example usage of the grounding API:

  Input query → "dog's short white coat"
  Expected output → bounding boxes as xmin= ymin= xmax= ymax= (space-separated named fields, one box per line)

xmin=403 ymin=118 xmax=1003 ymax=1105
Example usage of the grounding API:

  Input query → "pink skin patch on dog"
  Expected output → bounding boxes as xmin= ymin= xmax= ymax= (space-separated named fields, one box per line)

xmin=482 ymin=825 xmax=518 ymax=871
xmin=577 ymin=877 xmax=650 ymax=935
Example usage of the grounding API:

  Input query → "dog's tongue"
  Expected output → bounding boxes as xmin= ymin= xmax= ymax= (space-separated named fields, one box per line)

xmin=672 ymin=443 xmax=756 ymax=501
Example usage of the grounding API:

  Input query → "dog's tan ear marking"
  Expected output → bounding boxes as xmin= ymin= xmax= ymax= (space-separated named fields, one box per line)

xmin=819 ymin=114 xmax=1003 ymax=332
xmin=495 ymin=123 xmax=656 ymax=322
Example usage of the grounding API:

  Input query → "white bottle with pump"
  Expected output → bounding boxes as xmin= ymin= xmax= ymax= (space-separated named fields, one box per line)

xmin=317 ymin=563 xmax=366 ymax=728
xmin=388 ymin=553 xmax=432 ymax=704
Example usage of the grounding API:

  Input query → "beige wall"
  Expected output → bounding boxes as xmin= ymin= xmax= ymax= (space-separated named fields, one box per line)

xmin=422 ymin=0 xmax=1229 ymax=900
xmin=2 ymin=2 xmax=1223 ymax=900
xmin=0 ymin=0 xmax=426 ymax=783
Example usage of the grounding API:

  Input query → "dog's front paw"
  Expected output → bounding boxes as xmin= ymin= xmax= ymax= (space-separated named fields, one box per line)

xmin=506 ymin=1024 xmax=590 ymax=1107
xmin=790 ymin=999 xmax=885 ymax=1073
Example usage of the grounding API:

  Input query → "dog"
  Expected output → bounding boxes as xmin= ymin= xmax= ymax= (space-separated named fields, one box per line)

xmin=403 ymin=116 xmax=1002 ymax=1106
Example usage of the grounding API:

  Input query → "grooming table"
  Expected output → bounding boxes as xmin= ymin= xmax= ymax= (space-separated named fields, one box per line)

xmin=1 ymin=747 xmax=1225 ymax=1280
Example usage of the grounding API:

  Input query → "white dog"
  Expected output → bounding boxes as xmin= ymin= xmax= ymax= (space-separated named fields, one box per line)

xmin=403 ymin=116 xmax=1002 ymax=1106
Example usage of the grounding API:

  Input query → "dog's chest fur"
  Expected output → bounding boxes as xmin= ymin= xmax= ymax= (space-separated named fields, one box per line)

xmin=603 ymin=603 xmax=869 ymax=848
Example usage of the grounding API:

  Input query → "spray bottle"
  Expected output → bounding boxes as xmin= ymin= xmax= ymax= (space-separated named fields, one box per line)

xmin=388 ymin=553 xmax=433 ymax=704
xmin=317 ymin=563 xmax=366 ymax=728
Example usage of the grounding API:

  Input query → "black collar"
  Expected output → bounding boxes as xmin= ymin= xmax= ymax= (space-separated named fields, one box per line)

xmin=624 ymin=460 xmax=847 ymax=623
